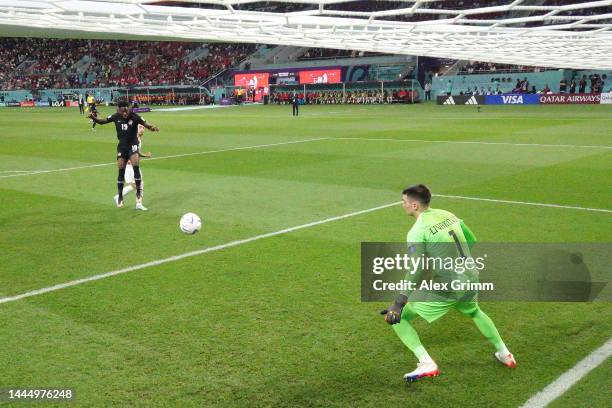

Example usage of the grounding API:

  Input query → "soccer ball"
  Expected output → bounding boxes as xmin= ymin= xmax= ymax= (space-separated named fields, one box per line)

xmin=179 ymin=212 xmax=202 ymax=234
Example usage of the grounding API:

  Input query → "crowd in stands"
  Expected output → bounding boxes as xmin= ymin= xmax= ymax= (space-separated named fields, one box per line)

xmin=0 ymin=38 xmax=256 ymax=90
xmin=457 ymin=73 xmax=607 ymax=95
xmin=529 ymin=1 xmax=611 ymax=27
xmin=270 ymin=89 xmax=418 ymax=104
xmin=460 ymin=61 xmax=552 ymax=75
xmin=299 ymin=48 xmax=384 ymax=60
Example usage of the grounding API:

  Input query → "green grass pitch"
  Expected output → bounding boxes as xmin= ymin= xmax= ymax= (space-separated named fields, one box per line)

xmin=0 ymin=103 xmax=610 ymax=407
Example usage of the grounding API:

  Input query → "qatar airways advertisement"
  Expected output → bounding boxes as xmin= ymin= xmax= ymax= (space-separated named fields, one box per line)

xmin=298 ymin=69 xmax=342 ymax=84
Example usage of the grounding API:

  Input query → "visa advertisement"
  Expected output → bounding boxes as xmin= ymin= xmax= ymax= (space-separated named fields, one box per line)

xmin=298 ymin=69 xmax=342 ymax=84
xmin=485 ymin=94 xmax=540 ymax=105
xmin=442 ymin=93 xmax=611 ymax=105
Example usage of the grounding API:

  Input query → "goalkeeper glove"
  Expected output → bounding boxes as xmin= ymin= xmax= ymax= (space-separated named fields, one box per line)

xmin=380 ymin=294 xmax=408 ymax=325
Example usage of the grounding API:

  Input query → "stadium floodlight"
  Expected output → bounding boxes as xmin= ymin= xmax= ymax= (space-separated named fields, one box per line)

xmin=0 ymin=0 xmax=611 ymax=69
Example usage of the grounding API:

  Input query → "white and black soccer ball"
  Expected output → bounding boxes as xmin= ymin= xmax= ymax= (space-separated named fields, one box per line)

xmin=179 ymin=212 xmax=202 ymax=235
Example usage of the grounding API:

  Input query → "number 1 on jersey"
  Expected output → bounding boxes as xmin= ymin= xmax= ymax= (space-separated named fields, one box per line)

xmin=448 ymin=229 xmax=466 ymax=258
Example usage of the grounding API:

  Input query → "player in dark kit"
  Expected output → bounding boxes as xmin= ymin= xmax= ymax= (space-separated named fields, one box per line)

xmin=90 ymin=104 xmax=98 ymax=131
xmin=89 ymin=100 xmax=159 ymax=210
xmin=292 ymin=94 xmax=299 ymax=117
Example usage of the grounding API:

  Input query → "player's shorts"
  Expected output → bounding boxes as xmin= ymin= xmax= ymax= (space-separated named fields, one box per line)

xmin=403 ymin=300 xmax=480 ymax=323
xmin=116 ymin=144 xmax=139 ymax=161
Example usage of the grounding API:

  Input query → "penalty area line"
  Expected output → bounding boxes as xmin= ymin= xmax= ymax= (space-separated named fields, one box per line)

xmin=1 ymin=192 xmax=610 ymax=306
xmin=334 ymin=137 xmax=612 ymax=149
xmin=434 ymin=194 xmax=612 ymax=214
xmin=520 ymin=337 xmax=612 ymax=408
xmin=0 ymin=201 xmax=400 ymax=305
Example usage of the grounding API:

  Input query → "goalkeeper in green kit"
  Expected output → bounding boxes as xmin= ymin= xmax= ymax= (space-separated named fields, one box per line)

xmin=382 ymin=184 xmax=516 ymax=383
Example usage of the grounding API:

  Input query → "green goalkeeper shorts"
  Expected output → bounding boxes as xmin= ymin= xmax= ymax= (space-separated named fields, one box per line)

xmin=403 ymin=300 xmax=480 ymax=323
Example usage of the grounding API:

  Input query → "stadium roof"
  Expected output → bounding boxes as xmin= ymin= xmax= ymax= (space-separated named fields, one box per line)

xmin=1 ymin=0 xmax=611 ymax=69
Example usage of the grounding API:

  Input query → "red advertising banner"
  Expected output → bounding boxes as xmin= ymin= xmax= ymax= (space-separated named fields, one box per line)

xmin=539 ymin=93 xmax=601 ymax=104
xmin=234 ymin=72 xmax=269 ymax=88
xmin=234 ymin=73 xmax=270 ymax=102
xmin=19 ymin=101 xmax=35 ymax=107
xmin=299 ymin=69 xmax=342 ymax=84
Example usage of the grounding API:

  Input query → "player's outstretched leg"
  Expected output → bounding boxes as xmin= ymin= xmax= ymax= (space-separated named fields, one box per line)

xmin=115 ymin=184 xmax=134 ymax=204
xmin=393 ymin=304 xmax=440 ymax=382
xmin=116 ymin=167 xmax=126 ymax=208
xmin=459 ymin=303 xmax=516 ymax=368
xmin=133 ymin=165 xmax=147 ymax=211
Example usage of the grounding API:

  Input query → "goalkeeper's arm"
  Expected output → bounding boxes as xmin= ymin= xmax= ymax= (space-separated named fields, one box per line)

xmin=381 ymin=243 xmax=425 ymax=324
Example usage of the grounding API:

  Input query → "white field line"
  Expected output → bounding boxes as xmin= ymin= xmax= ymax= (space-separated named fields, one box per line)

xmin=520 ymin=337 xmax=612 ymax=408
xmin=294 ymin=113 xmax=612 ymax=122
xmin=0 ymin=138 xmax=328 ymax=179
xmin=434 ymin=194 xmax=612 ymax=214
xmin=1 ymin=193 xmax=610 ymax=305
xmin=2 ymin=136 xmax=609 ymax=180
xmin=334 ymin=137 xmax=612 ymax=149
xmin=0 ymin=202 xmax=400 ymax=305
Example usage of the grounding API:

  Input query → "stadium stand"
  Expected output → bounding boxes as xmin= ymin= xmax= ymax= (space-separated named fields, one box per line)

xmin=431 ymin=70 xmax=611 ymax=97
xmin=458 ymin=61 xmax=556 ymax=75
xmin=0 ymin=38 xmax=256 ymax=90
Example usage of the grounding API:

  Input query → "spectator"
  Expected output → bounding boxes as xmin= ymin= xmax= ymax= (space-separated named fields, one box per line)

xmin=0 ymin=38 xmax=256 ymax=90
xmin=424 ymin=81 xmax=431 ymax=101
xmin=579 ymin=75 xmax=587 ymax=93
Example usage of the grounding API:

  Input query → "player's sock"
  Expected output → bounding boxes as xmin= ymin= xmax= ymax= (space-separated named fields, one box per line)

xmin=471 ymin=309 xmax=509 ymax=354
xmin=133 ymin=166 xmax=142 ymax=199
xmin=393 ymin=317 xmax=433 ymax=363
xmin=117 ymin=168 xmax=126 ymax=202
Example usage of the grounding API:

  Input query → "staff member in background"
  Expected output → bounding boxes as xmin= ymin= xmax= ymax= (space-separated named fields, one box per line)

xmin=424 ymin=81 xmax=432 ymax=101
xmin=78 ymin=93 xmax=85 ymax=114
xmin=86 ymin=92 xmax=95 ymax=113
xmin=292 ymin=93 xmax=299 ymax=117
xmin=579 ymin=75 xmax=587 ymax=93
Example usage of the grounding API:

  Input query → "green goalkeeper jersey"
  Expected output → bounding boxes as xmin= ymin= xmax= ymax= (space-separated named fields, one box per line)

xmin=406 ymin=208 xmax=478 ymax=298
xmin=406 ymin=208 xmax=476 ymax=256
